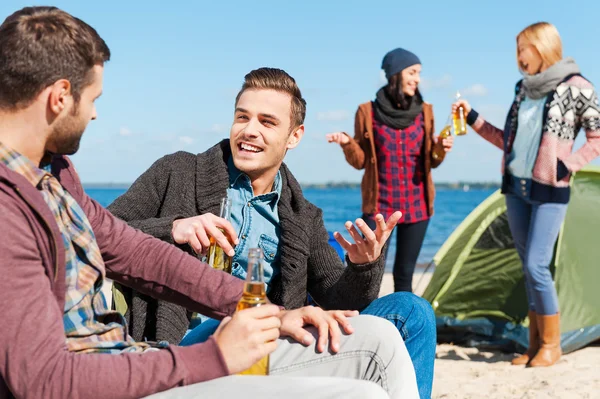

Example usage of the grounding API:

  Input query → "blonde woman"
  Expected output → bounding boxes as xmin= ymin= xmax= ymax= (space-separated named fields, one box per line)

xmin=453 ymin=22 xmax=600 ymax=367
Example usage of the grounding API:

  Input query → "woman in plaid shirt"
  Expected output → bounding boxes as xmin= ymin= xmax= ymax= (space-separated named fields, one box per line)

xmin=327 ymin=48 xmax=453 ymax=293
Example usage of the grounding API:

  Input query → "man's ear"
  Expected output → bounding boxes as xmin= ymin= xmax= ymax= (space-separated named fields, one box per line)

xmin=287 ymin=124 xmax=305 ymax=150
xmin=47 ymin=79 xmax=72 ymax=116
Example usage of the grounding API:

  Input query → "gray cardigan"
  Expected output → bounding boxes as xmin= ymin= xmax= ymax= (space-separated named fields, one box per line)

xmin=108 ymin=140 xmax=386 ymax=343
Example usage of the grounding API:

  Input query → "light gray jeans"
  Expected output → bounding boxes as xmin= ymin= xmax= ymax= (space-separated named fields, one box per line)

xmin=145 ymin=315 xmax=418 ymax=399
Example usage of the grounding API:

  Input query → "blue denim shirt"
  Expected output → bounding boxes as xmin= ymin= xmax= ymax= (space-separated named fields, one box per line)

xmin=507 ymin=96 xmax=546 ymax=179
xmin=227 ymin=157 xmax=281 ymax=290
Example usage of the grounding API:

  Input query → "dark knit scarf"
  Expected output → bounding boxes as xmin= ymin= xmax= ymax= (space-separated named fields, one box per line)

xmin=373 ymin=87 xmax=423 ymax=129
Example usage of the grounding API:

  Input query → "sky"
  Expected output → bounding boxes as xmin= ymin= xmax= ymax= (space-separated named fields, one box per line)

xmin=2 ymin=0 xmax=600 ymax=184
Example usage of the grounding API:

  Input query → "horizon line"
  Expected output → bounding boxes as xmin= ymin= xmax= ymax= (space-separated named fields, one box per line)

xmin=83 ymin=181 xmax=503 ymax=187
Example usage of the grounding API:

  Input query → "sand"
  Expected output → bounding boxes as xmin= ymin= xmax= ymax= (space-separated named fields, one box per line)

xmin=380 ymin=272 xmax=600 ymax=399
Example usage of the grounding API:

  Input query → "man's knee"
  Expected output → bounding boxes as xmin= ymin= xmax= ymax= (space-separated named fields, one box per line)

xmin=348 ymin=315 xmax=419 ymax=398
xmin=351 ymin=314 xmax=400 ymax=342
xmin=403 ymin=293 xmax=436 ymax=343
xmin=381 ymin=292 xmax=435 ymax=332
xmin=349 ymin=314 xmax=406 ymax=362
xmin=350 ymin=381 xmax=390 ymax=399
xmin=413 ymin=294 xmax=436 ymax=329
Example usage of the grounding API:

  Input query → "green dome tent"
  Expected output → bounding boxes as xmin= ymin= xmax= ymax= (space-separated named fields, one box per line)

xmin=422 ymin=166 xmax=600 ymax=354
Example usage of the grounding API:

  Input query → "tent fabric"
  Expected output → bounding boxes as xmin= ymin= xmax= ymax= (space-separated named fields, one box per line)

xmin=423 ymin=166 xmax=600 ymax=354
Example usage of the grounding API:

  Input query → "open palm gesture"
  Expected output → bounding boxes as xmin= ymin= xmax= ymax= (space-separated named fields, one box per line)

xmin=333 ymin=211 xmax=402 ymax=264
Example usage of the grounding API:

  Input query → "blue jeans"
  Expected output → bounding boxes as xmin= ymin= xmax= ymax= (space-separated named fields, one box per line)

xmin=505 ymin=194 xmax=568 ymax=315
xmin=180 ymin=292 xmax=436 ymax=399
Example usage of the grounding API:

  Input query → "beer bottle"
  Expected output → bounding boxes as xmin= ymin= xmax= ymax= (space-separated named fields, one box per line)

xmin=237 ymin=247 xmax=270 ymax=375
xmin=207 ymin=197 xmax=233 ymax=273
xmin=432 ymin=124 xmax=452 ymax=162
xmin=453 ymin=91 xmax=468 ymax=136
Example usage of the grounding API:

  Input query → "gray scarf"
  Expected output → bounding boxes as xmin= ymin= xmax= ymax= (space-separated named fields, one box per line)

xmin=522 ymin=57 xmax=580 ymax=99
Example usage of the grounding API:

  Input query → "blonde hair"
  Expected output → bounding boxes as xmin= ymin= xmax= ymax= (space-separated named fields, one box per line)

xmin=517 ymin=22 xmax=563 ymax=70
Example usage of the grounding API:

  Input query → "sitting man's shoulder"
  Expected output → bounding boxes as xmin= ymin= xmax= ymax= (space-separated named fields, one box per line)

xmin=279 ymin=164 xmax=319 ymax=211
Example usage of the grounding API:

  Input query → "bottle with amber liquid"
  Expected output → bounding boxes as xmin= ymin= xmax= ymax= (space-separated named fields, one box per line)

xmin=207 ymin=197 xmax=233 ymax=274
xmin=237 ymin=247 xmax=269 ymax=376
xmin=453 ymin=91 xmax=468 ymax=136
xmin=432 ymin=123 xmax=452 ymax=162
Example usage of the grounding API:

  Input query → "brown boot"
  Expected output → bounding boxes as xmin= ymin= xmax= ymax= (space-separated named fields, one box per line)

xmin=512 ymin=311 xmax=538 ymax=365
xmin=529 ymin=313 xmax=561 ymax=367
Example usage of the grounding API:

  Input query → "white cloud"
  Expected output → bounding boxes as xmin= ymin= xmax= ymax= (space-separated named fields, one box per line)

xmin=179 ymin=136 xmax=194 ymax=145
xmin=461 ymin=84 xmax=488 ymax=97
xmin=119 ymin=127 xmax=132 ymax=136
xmin=420 ymin=74 xmax=453 ymax=91
xmin=316 ymin=110 xmax=350 ymax=122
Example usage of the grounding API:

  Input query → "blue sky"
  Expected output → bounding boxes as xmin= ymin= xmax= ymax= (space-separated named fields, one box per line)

xmin=3 ymin=0 xmax=600 ymax=184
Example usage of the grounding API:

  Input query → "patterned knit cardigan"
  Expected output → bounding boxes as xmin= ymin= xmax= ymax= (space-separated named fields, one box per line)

xmin=467 ymin=73 xmax=600 ymax=203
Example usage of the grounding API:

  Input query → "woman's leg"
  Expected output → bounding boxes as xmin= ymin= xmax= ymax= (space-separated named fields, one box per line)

xmin=505 ymin=194 xmax=539 ymax=365
xmin=504 ymin=194 xmax=535 ymax=311
xmin=525 ymin=201 xmax=567 ymax=367
xmin=392 ymin=220 xmax=429 ymax=293
xmin=524 ymin=202 xmax=567 ymax=316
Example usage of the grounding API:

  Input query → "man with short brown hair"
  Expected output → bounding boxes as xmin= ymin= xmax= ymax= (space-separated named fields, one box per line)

xmin=111 ymin=67 xmax=436 ymax=398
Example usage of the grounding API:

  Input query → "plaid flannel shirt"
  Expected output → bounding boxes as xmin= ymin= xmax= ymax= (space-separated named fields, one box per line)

xmin=0 ymin=142 xmax=147 ymax=353
xmin=372 ymin=113 xmax=429 ymax=224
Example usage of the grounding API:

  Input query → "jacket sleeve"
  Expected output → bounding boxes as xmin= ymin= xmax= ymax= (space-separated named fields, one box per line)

xmin=58 ymin=155 xmax=242 ymax=319
xmin=466 ymin=108 xmax=505 ymax=151
xmin=306 ymin=208 xmax=385 ymax=311
xmin=340 ymin=106 xmax=369 ymax=170
xmin=0 ymin=194 xmax=230 ymax=399
xmin=561 ymin=84 xmax=600 ymax=174
xmin=107 ymin=153 xmax=187 ymax=244
xmin=85 ymin=189 xmax=243 ymax=320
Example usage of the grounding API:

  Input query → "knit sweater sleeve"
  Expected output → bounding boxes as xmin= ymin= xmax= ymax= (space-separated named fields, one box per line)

xmin=306 ymin=207 xmax=385 ymax=311
xmin=466 ymin=109 xmax=505 ymax=151
xmin=108 ymin=152 xmax=193 ymax=243
xmin=562 ymin=80 xmax=600 ymax=173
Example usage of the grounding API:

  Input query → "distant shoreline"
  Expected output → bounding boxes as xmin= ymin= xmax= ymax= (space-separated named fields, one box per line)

xmin=84 ymin=182 xmax=502 ymax=190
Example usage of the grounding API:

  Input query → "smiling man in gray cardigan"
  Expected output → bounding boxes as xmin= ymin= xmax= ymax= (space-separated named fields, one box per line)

xmin=109 ymin=67 xmax=437 ymax=399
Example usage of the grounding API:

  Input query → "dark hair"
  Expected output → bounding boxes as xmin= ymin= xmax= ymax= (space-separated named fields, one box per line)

xmin=385 ymin=72 xmax=423 ymax=110
xmin=0 ymin=6 xmax=110 ymax=110
xmin=235 ymin=67 xmax=307 ymax=128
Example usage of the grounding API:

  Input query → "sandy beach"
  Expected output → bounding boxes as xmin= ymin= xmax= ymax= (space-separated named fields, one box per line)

xmin=381 ymin=272 xmax=600 ymax=399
